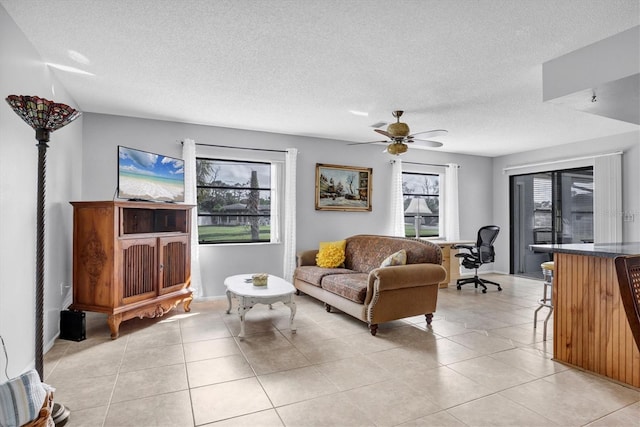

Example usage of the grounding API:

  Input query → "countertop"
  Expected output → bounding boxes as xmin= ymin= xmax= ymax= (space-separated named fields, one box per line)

xmin=530 ymin=242 xmax=640 ymax=258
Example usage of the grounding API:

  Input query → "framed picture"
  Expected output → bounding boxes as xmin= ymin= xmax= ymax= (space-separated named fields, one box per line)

xmin=315 ymin=163 xmax=372 ymax=211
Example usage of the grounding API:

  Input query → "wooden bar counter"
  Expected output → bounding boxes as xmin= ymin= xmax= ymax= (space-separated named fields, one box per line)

xmin=531 ymin=242 xmax=640 ymax=388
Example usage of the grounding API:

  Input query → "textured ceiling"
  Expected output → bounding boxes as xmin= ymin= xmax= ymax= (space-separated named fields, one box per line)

xmin=2 ymin=0 xmax=639 ymax=157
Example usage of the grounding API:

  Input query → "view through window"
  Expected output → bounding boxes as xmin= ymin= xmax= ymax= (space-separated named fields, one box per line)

xmin=196 ymin=158 xmax=272 ymax=244
xmin=402 ymin=172 xmax=440 ymax=238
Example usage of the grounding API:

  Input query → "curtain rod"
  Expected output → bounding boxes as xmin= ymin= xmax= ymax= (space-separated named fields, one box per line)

xmin=390 ymin=160 xmax=458 ymax=168
xmin=502 ymin=151 xmax=623 ymax=173
xmin=182 ymin=141 xmax=287 ymax=153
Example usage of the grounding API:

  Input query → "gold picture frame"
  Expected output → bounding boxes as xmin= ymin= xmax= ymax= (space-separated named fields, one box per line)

xmin=315 ymin=163 xmax=372 ymax=211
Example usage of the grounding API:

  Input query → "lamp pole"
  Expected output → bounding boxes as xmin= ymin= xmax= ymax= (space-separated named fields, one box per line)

xmin=6 ymin=95 xmax=81 ymax=427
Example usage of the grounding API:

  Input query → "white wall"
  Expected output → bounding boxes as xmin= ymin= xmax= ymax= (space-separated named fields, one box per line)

xmin=492 ymin=130 xmax=640 ymax=274
xmin=82 ymin=113 xmax=493 ymax=297
xmin=0 ymin=5 xmax=83 ymax=377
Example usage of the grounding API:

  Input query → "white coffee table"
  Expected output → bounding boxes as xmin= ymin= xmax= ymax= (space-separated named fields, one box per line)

xmin=224 ymin=274 xmax=297 ymax=339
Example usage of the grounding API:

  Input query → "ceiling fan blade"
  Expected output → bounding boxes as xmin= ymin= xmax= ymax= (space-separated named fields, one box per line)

xmin=374 ymin=129 xmax=394 ymax=139
xmin=410 ymin=139 xmax=444 ymax=148
xmin=348 ymin=140 xmax=388 ymax=146
xmin=410 ymin=129 xmax=448 ymax=138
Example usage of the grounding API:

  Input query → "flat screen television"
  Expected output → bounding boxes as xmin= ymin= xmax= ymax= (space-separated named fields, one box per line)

xmin=117 ymin=146 xmax=185 ymax=203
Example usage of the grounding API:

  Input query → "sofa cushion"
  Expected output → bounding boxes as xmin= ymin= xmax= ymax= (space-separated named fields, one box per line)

xmin=294 ymin=266 xmax=358 ymax=287
xmin=345 ymin=235 xmax=442 ymax=273
xmin=316 ymin=240 xmax=347 ymax=268
xmin=380 ymin=249 xmax=407 ymax=267
xmin=321 ymin=273 xmax=369 ymax=304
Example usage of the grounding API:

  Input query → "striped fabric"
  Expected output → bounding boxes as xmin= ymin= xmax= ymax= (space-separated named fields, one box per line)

xmin=0 ymin=370 xmax=48 ymax=427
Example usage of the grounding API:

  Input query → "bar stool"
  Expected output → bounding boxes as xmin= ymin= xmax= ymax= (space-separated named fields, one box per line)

xmin=534 ymin=261 xmax=554 ymax=340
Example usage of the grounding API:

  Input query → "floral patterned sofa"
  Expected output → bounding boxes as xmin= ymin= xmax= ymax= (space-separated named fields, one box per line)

xmin=294 ymin=234 xmax=446 ymax=335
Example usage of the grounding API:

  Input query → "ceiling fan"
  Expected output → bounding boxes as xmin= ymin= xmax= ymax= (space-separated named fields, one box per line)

xmin=349 ymin=110 xmax=447 ymax=155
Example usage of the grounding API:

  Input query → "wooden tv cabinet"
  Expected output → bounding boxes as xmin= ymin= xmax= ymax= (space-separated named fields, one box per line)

xmin=70 ymin=201 xmax=194 ymax=339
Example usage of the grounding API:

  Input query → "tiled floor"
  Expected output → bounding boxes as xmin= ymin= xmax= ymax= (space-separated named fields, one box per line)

xmin=45 ymin=274 xmax=640 ymax=426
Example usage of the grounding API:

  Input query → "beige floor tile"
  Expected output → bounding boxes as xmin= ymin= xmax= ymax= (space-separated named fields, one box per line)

xmin=280 ymin=323 xmax=339 ymax=345
xmin=446 ymin=393 xmax=556 ymax=426
xmin=111 ymin=363 xmax=188 ymax=403
xmin=488 ymin=324 xmax=540 ymax=345
xmin=343 ymin=378 xmax=442 ymax=426
xmin=367 ymin=346 xmax=441 ymax=378
xmin=181 ymin=320 xmax=233 ymax=342
xmin=315 ymin=355 xmax=391 ymax=391
xmin=50 ymin=374 xmax=117 ymax=412
xmin=235 ymin=330 xmax=293 ymax=354
xmin=242 ymin=345 xmax=311 ymax=375
xmin=125 ymin=322 xmax=182 ymax=350
xmin=119 ymin=343 xmax=185 ymax=373
xmin=275 ymin=392 xmax=371 ymax=427
xmin=420 ymin=336 xmax=482 ymax=365
xmin=191 ymin=377 xmax=273 ymax=425
xmin=183 ymin=336 xmax=241 ymax=362
xmin=487 ymin=347 xmax=568 ymax=378
xmin=104 ymin=390 xmax=193 ymax=426
xmin=585 ymin=401 xmax=640 ymax=426
xmin=292 ymin=336 xmax=362 ymax=364
xmin=447 ymin=355 xmax=538 ymax=392
xmin=41 ymin=273 xmax=640 ymax=427
xmin=429 ymin=318 xmax=476 ymax=337
xmin=447 ymin=331 xmax=516 ymax=354
xmin=401 ymin=366 xmax=494 ymax=409
xmin=398 ymin=409 xmax=467 ymax=426
xmin=500 ymin=378 xmax=619 ymax=425
xmin=203 ymin=409 xmax=284 ymax=426
xmin=64 ymin=405 xmax=108 ymax=427
xmin=45 ymin=349 xmax=123 ymax=382
xmin=258 ymin=365 xmax=339 ymax=406
xmin=187 ymin=354 xmax=254 ymax=387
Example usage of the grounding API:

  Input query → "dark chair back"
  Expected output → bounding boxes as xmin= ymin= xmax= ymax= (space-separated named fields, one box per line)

xmin=476 ymin=225 xmax=500 ymax=264
xmin=614 ymin=255 xmax=640 ymax=350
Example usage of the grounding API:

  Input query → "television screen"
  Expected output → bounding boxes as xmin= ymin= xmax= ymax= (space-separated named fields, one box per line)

xmin=117 ymin=146 xmax=185 ymax=203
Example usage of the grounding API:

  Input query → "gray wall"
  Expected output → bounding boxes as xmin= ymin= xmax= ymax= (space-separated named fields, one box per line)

xmin=0 ymin=5 xmax=83 ymax=377
xmin=82 ymin=113 xmax=494 ymax=297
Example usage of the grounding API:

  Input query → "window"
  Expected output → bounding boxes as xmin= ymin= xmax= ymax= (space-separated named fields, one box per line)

xmin=196 ymin=158 xmax=273 ymax=244
xmin=402 ymin=172 xmax=440 ymax=238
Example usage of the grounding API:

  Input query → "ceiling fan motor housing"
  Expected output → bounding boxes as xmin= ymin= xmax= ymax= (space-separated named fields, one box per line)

xmin=387 ymin=121 xmax=410 ymax=137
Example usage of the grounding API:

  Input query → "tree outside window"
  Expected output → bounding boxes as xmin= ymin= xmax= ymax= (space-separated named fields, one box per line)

xmin=196 ymin=158 xmax=272 ymax=244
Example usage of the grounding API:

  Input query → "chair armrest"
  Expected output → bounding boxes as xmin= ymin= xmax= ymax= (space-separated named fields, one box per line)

xmin=368 ymin=264 xmax=446 ymax=293
xmin=451 ymin=244 xmax=475 ymax=251
xmin=296 ymin=250 xmax=318 ymax=267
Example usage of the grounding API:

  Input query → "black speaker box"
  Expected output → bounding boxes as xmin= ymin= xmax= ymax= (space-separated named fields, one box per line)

xmin=60 ymin=310 xmax=86 ymax=341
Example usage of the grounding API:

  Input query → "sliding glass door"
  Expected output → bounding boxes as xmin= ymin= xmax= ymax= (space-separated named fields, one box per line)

xmin=510 ymin=167 xmax=593 ymax=278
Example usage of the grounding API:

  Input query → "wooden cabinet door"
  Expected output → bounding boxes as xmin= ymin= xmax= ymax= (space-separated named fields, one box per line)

xmin=120 ymin=238 xmax=157 ymax=305
xmin=158 ymin=235 xmax=190 ymax=295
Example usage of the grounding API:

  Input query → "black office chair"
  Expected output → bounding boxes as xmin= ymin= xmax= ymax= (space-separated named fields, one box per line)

xmin=453 ymin=225 xmax=502 ymax=293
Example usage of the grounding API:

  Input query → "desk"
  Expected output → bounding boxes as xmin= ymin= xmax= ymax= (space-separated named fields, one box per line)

xmin=425 ymin=239 xmax=474 ymax=288
xmin=530 ymin=243 xmax=640 ymax=388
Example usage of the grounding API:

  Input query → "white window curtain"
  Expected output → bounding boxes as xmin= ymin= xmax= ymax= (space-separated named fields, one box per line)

xmin=444 ymin=163 xmax=460 ymax=240
xmin=390 ymin=159 xmax=405 ymax=236
xmin=270 ymin=162 xmax=282 ymax=243
xmin=594 ymin=153 xmax=622 ymax=243
xmin=282 ymin=148 xmax=297 ymax=282
xmin=182 ymin=138 xmax=203 ymax=298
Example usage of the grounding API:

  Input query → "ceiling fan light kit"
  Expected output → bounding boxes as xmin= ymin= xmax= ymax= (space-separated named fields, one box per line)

xmin=387 ymin=142 xmax=408 ymax=155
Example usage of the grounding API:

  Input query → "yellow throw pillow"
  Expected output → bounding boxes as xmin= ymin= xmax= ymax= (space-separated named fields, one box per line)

xmin=380 ymin=249 xmax=407 ymax=267
xmin=316 ymin=240 xmax=346 ymax=268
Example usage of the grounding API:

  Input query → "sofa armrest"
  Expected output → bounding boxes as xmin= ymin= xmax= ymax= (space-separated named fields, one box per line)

xmin=368 ymin=263 xmax=446 ymax=293
xmin=297 ymin=250 xmax=319 ymax=267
